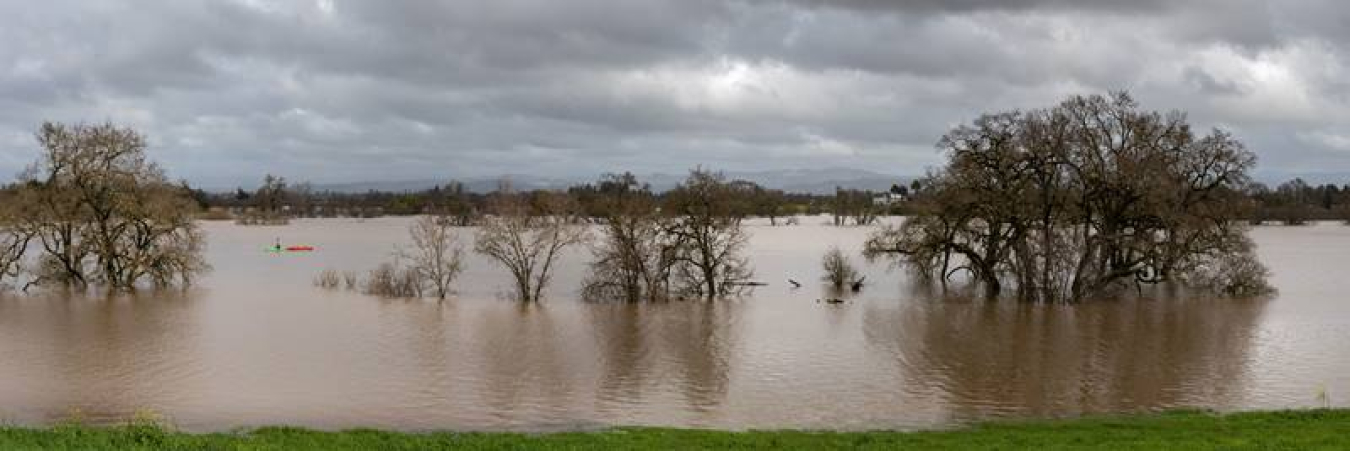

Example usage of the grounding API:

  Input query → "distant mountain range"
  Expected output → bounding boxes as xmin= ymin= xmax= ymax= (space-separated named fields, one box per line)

xmin=307 ymin=167 xmax=913 ymax=195
xmin=205 ymin=168 xmax=1350 ymax=195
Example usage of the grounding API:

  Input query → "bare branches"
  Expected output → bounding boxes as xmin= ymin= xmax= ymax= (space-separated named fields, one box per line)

xmin=581 ymin=170 xmax=755 ymax=301
xmin=663 ymin=169 xmax=753 ymax=299
xmin=364 ymin=261 xmax=423 ymax=298
xmin=6 ymin=122 xmax=208 ymax=291
xmin=582 ymin=173 xmax=678 ymax=302
xmin=866 ymin=92 xmax=1270 ymax=302
xmin=0 ymin=192 xmax=31 ymax=289
xmin=399 ymin=215 xmax=466 ymax=300
xmin=338 ymin=214 xmax=468 ymax=300
xmin=475 ymin=188 xmax=588 ymax=302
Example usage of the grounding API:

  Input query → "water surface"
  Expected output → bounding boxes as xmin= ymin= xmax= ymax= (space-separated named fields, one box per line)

xmin=0 ymin=218 xmax=1345 ymax=431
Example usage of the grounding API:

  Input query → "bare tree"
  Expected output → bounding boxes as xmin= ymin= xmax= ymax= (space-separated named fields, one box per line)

xmin=12 ymin=122 xmax=208 ymax=290
xmin=664 ymin=169 xmax=753 ymax=298
xmin=582 ymin=173 xmax=680 ymax=302
xmin=475 ymin=187 xmax=588 ymax=302
xmin=399 ymin=215 xmax=466 ymax=300
xmin=353 ymin=214 xmax=466 ymax=299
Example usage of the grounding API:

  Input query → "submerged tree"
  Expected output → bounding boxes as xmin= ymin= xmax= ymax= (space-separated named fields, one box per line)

xmin=582 ymin=173 xmax=680 ymax=302
xmin=475 ymin=187 xmax=588 ymax=302
xmin=399 ymin=214 xmax=466 ymax=300
xmin=0 ymin=190 xmax=30 ymax=288
xmin=664 ymin=169 xmax=753 ymax=298
xmin=8 ymin=122 xmax=207 ymax=290
xmin=865 ymin=92 xmax=1270 ymax=302
xmin=583 ymin=170 xmax=756 ymax=301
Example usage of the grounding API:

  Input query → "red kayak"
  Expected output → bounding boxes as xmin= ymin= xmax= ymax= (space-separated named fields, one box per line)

xmin=285 ymin=246 xmax=315 ymax=252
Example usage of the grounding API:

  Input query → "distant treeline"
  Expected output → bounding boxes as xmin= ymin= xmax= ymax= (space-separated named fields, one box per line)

xmin=188 ymin=173 xmax=919 ymax=224
xmin=1246 ymin=178 xmax=1350 ymax=224
xmin=190 ymin=174 xmax=1350 ymax=226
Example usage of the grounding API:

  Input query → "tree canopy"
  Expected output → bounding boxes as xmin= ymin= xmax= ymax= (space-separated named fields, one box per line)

xmin=865 ymin=92 xmax=1270 ymax=302
xmin=1 ymin=122 xmax=207 ymax=290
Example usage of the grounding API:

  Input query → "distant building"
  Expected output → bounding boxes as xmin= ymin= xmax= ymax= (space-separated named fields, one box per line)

xmin=872 ymin=192 xmax=906 ymax=206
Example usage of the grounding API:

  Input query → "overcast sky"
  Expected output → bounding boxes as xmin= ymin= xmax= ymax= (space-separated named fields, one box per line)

xmin=2 ymin=0 xmax=1348 ymax=187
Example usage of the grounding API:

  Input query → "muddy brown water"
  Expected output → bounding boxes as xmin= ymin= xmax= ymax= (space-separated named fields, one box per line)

xmin=0 ymin=217 xmax=1345 ymax=432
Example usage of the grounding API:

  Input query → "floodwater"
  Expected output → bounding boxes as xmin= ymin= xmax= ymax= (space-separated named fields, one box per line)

xmin=0 ymin=217 xmax=1346 ymax=432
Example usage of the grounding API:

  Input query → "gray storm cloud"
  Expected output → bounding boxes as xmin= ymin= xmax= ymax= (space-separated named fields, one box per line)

xmin=1 ymin=0 xmax=1348 ymax=187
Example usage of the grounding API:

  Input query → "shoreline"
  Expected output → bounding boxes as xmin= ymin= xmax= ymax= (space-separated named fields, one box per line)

xmin=2 ymin=409 xmax=1345 ymax=450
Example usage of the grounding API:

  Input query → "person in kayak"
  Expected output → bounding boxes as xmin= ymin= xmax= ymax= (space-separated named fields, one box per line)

xmin=273 ymin=237 xmax=282 ymax=252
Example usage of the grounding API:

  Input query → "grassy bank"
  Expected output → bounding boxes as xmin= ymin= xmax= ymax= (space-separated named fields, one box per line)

xmin=1 ymin=409 xmax=1346 ymax=450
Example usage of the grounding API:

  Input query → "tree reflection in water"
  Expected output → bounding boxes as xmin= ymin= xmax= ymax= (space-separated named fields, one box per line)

xmin=863 ymin=287 xmax=1269 ymax=423
xmin=588 ymin=300 xmax=742 ymax=420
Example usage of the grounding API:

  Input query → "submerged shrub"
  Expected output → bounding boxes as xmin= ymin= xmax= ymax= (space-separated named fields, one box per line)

xmin=822 ymin=247 xmax=860 ymax=289
xmin=313 ymin=269 xmax=341 ymax=289
xmin=363 ymin=262 xmax=423 ymax=298
xmin=1182 ymin=239 xmax=1274 ymax=297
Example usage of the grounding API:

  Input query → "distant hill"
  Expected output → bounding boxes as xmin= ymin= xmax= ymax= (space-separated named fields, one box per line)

xmin=308 ymin=167 xmax=912 ymax=195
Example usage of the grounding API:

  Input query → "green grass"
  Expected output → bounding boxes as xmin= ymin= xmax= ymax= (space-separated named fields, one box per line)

xmin=1 ymin=409 xmax=1347 ymax=450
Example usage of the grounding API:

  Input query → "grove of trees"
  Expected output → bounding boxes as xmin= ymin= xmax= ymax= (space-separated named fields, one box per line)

xmin=1246 ymin=178 xmax=1350 ymax=225
xmin=0 ymin=122 xmax=207 ymax=290
xmin=864 ymin=92 xmax=1270 ymax=302
xmin=3 ymin=104 xmax=1294 ymax=304
xmin=579 ymin=170 xmax=759 ymax=301
xmin=832 ymin=187 xmax=880 ymax=226
xmin=580 ymin=173 xmax=678 ymax=302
